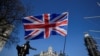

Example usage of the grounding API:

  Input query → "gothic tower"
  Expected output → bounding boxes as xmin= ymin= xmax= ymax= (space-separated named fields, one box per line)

xmin=84 ymin=33 xmax=100 ymax=56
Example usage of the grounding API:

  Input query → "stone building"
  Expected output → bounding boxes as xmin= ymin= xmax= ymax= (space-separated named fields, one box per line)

xmin=34 ymin=46 xmax=64 ymax=56
xmin=0 ymin=20 xmax=14 ymax=51
xmin=84 ymin=33 xmax=100 ymax=56
xmin=40 ymin=46 xmax=58 ymax=56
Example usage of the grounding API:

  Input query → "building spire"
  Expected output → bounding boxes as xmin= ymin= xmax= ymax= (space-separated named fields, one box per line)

xmin=84 ymin=32 xmax=100 ymax=56
xmin=84 ymin=32 xmax=90 ymax=37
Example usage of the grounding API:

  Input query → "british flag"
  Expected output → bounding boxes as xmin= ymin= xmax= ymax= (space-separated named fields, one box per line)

xmin=23 ymin=12 xmax=68 ymax=40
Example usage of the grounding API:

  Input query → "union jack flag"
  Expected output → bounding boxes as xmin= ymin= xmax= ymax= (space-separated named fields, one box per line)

xmin=23 ymin=12 xmax=68 ymax=40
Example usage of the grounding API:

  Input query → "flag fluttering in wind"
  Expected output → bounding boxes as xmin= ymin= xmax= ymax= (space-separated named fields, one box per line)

xmin=23 ymin=12 xmax=68 ymax=40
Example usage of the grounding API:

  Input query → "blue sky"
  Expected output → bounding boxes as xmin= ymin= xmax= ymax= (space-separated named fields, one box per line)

xmin=0 ymin=0 xmax=100 ymax=56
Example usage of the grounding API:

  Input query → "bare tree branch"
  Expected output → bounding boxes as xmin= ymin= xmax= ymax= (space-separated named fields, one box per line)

xmin=0 ymin=0 xmax=25 ymax=48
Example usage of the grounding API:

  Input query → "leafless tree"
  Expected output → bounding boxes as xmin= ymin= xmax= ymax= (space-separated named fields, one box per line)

xmin=0 ymin=0 xmax=25 ymax=48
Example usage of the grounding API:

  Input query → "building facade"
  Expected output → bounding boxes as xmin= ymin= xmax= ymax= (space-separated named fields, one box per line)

xmin=0 ymin=20 xmax=14 ymax=52
xmin=34 ymin=46 xmax=64 ymax=56
xmin=84 ymin=33 xmax=100 ymax=56
xmin=40 ymin=46 xmax=58 ymax=56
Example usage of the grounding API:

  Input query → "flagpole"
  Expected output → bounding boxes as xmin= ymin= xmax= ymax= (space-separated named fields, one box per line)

xmin=63 ymin=36 xmax=67 ymax=56
xmin=62 ymin=12 xmax=68 ymax=56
